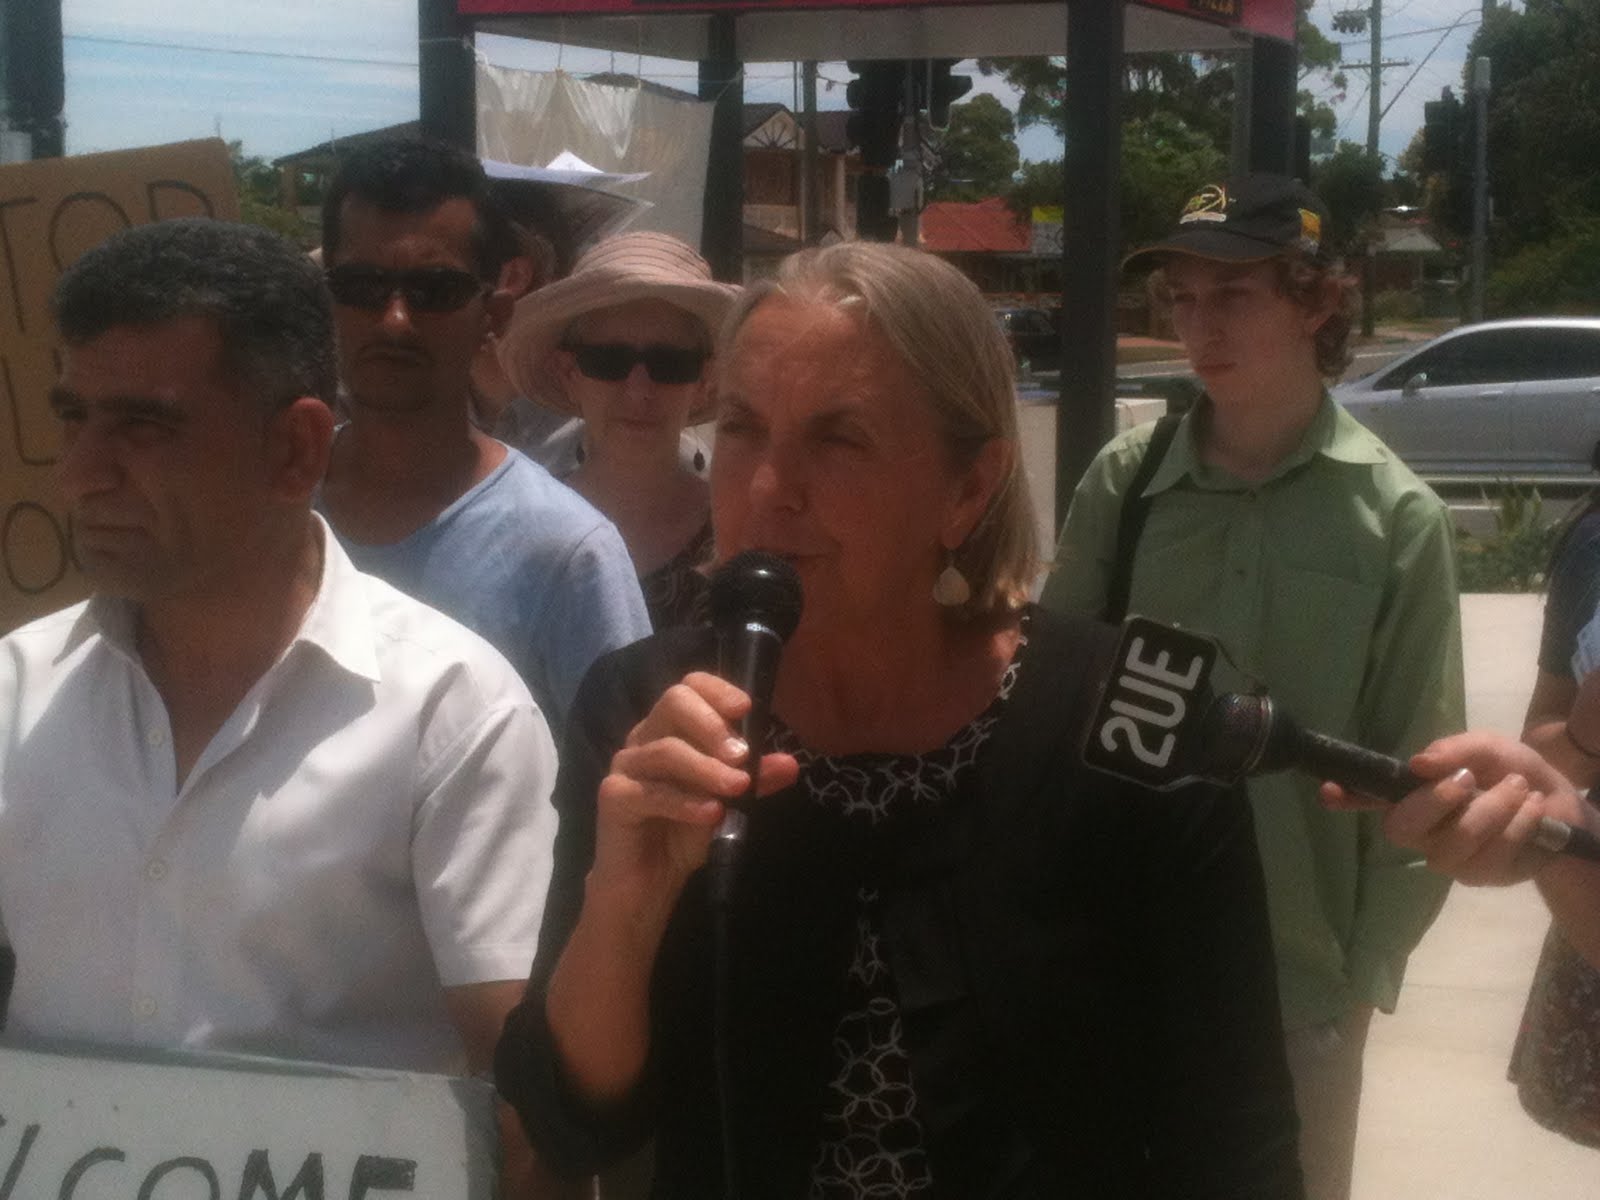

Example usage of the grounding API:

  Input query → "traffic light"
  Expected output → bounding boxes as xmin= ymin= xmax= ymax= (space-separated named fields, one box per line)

xmin=846 ymin=60 xmax=905 ymax=170
xmin=1422 ymin=89 xmax=1460 ymax=175
xmin=924 ymin=59 xmax=973 ymax=130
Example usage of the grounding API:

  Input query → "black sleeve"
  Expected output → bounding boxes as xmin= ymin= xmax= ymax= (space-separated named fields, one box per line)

xmin=1134 ymin=778 xmax=1306 ymax=1200
xmin=494 ymin=630 xmax=712 ymax=1176
xmin=1540 ymin=510 xmax=1600 ymax=677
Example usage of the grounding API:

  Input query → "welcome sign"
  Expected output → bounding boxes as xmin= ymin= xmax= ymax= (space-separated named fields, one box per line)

xmin=0 ymin=139 xmax=238 ymax=636
xmin=0 ymin=1041 xmax=496 ymax=1200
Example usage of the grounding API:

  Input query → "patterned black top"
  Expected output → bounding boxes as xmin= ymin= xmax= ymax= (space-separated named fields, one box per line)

xmin=640 ymin=521 xmax=713 ymax=631
xmin=776 ymin=623 xmax=1029 ymax=1199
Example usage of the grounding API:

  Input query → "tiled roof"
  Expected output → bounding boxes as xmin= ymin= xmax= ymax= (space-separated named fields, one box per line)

xmin=919 ymin=196 xmax=1030 ymax=253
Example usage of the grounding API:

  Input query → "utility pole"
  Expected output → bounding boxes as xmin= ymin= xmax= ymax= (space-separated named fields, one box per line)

xmin=1363 ymin=0 xmax=1381 ymax=336
xmin=1341 ymin=0 xmax=1408 ymax=336
xmin=1366 ymin=0 xmax=1381 ymax=156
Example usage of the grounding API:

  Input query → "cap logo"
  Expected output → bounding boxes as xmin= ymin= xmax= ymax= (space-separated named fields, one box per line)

xmin=1296 ymin=207 xmax=1322 ymax=253
xmin=1179 ymin=183 xmax=1229 ymax=225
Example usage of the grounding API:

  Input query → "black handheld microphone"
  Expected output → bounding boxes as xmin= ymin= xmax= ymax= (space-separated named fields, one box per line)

xmin=705 ymin=552 xmax=803 ymax=1200
xmin=1197 ymin=691 xmax=1600 ymax=863
xmin=706 ymin=551 xmax=803 ymax=905
xmin=1084 ymin=616 xmax=1600 ymax=864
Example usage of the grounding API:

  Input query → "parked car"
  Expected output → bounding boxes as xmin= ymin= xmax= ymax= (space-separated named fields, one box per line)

xmin=994 ymin=306 xmax=1062 ymax=375
xmin=1333 ymin=318 xmax=1600 ymax=477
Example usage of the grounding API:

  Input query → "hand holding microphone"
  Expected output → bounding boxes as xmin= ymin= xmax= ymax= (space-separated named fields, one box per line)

xmin=1084 ymin=617 xmax=1600 ymax=873
xmin=595 ymin=552 xmax=802 ymax=917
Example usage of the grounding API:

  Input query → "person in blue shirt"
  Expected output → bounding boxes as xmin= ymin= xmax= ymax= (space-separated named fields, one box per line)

xmin=316 ymin=137 xmax=650 ymax=729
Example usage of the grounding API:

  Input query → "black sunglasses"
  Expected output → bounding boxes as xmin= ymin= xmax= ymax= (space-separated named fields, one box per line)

xmin=566 ymin=343 xmax=708 ymax=386
xmin=325 ymin=265 xmax=487 ymax=313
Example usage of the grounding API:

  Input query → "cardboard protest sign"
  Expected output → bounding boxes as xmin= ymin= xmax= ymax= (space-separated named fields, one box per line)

xmin=0 ymin=1040 xmax=496 ymax=1200
xmin=0 ymin=139 xmax=239 ymax=634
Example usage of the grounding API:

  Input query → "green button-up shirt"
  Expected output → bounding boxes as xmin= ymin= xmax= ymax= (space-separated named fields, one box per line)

xmin=1044 ymin=396 xmax=1464 ymax=1029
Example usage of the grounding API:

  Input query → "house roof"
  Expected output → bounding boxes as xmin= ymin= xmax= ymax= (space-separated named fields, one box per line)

xmin=744 ymin=102 xmax=787 ymax=137
xmin=919 ymin=196 xmax=1030 ymax=254
xmin=1381 ymin=225 xmax=1444 ymax=255
xmin=274 ymin=121 xmax=421 ymax=167
xmin=743 ymin=222 xmax=807 ymax=255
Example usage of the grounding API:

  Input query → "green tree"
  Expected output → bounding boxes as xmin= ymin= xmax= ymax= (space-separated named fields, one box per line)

xmin=1119 ymin=112 xmax=1228 ymax=249
xmin=1003 ymin=112 xmax=1225 ymax=254
xmin=926 ymin=93 xmax=1021 ymax=201
xmin=1460 ymin=1 xmax=1600 ymax=256
xmin=1309 ymin=141 xmax=1385 ymax=256
xmin=978 ymin=0 xmax=1342 ymax=147
xmin=229 ymin=140 xmax=314 ymax=245
xmin=1008 ymin=158 xmax=1065 ymax=215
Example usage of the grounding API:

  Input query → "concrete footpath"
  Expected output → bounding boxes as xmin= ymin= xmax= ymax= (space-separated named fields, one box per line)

xmin=1353 ymin=593 xmax=1597 ymax=1197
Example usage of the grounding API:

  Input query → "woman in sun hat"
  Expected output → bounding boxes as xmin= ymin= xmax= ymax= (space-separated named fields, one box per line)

xmin=500 ymin=231 xmax=739 ymax=629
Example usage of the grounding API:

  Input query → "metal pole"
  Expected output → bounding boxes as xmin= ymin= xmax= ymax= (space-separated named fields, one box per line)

xmin=417 ymin=0 xmax=475 ymax=150
xmin=1 ymin=0 xmax=63 ymax=160
xmin=801 ymin=62 xmax=820 ymax=244
xmin=897 ymin=61 xmax=919 ymax=247
xmin=1056 ymin=0 xmax=1124 ymax=533
xmin=1230 ymin=46 xmax=1253 ymax=176
xmin=699 ymin=15 xmax=744 ymax=280
xmin=1247 ymin=34 xmax=1296 ymax=175
xmin=1469 ymin=55 xmax=1490 ymax=323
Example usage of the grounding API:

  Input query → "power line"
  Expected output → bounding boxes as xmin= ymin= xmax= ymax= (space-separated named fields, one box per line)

xmin=1335 ymin=16 xmax=1481 ymax=47
xmin=1381 ymin=10 xmax=1478 ymax=118
xmin=65 ymin=32 xmax=416 ymax=68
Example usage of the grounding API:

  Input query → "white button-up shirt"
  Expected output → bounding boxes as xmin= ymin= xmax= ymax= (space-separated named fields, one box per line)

xmin=0 ymin=520 xmax=557 ymax=1074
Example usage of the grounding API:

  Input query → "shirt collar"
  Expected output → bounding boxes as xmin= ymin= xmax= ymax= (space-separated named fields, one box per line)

xmin=1143 ymin=391 xmax=1385 ymax=496
xmin=57 ymin=515 xmax=382 ymax=684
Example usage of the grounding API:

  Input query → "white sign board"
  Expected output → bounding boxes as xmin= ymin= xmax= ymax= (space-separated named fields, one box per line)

xmin=0 ymin=1040 xmax=496 ymax=1200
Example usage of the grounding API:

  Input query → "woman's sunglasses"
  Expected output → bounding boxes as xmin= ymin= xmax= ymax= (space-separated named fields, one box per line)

xmin=325 ymin=265 xmax=487 ymax=313
xmin=566 ymin=343 xmax=708 ymax=386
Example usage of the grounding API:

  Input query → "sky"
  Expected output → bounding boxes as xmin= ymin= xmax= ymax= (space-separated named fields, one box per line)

xmin=60 ymin=0 xmax=1490 ymax=170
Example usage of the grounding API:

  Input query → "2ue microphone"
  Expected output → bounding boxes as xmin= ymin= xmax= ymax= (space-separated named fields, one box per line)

xmin=1085 ymin=616 xmax=1600 ymax=865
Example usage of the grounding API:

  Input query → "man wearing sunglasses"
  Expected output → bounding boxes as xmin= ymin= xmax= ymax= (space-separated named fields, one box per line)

xmin=317 ymin=138 xmax=649 ymax=730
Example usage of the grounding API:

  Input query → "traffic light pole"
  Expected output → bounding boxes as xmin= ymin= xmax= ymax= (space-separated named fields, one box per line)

xmin=1469 ymin=55 xmax=1490 ymax=323
xmin=898 ymin=61 xmax=918 ymax=247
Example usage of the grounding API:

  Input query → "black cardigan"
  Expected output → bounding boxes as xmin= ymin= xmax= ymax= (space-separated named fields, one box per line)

xmin=497 ymin=607 xmax=1304 ymax=1199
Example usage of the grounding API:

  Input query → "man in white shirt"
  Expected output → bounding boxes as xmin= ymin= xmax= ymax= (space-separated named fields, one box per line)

xmin=0 ymin=219 xmax=559 ymax=1197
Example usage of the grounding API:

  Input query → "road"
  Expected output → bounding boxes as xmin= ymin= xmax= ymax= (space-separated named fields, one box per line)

xmin=1114 ymin=342 xmax=1407 ymax=383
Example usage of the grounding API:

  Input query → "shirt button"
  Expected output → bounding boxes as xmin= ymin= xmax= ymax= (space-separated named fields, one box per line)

xmin=146 ymin=859 xmax=168 ymax=882
xmin=133 ymin=996 xmax=157 ymax=1018
xmin=147 ymin=727 xmax=167 ymax=748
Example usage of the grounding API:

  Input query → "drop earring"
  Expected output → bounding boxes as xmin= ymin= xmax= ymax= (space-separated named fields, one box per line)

xmin=932 ymin=551 xmax=971 ymax=607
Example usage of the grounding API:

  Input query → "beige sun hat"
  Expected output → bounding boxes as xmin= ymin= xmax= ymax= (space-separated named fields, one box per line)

xmin=497 ymin=231 xmax=740 ymax=422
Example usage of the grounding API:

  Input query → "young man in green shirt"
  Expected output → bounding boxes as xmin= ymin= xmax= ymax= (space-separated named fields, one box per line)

xmin=1045 ymin=174 xmax=1465 ymax=1200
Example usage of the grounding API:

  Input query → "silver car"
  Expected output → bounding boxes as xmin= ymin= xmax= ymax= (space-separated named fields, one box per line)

xmin=1333 ymin=318 xmax=1600 ymax=478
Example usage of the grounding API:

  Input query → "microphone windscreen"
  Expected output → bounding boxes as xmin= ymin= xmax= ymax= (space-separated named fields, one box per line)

xmin=709 ymin=551 xmax=803 ymax=642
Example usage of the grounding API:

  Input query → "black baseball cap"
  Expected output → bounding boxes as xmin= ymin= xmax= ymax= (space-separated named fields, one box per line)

xmin=1124 ymin=173 xmax=1331 ymax=268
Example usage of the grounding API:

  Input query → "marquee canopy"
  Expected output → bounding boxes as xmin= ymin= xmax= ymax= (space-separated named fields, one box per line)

xmin=457 ymin=0 xmax=1296 ymax=65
